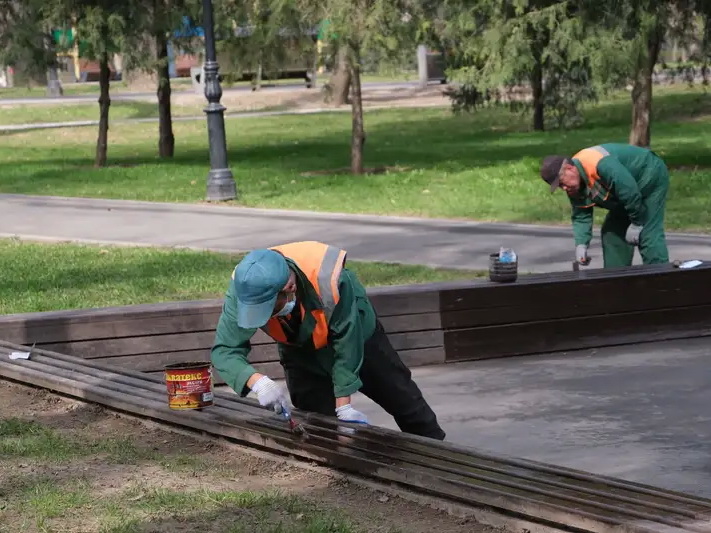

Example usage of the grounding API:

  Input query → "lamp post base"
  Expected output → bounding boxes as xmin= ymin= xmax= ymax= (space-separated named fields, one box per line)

xmin=206 ymin=168 xmax=237 ymax=201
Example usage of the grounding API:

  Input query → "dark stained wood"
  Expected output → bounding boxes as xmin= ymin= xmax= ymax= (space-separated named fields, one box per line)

xmin=0 ymin=309 xmax=222 ymax=345
xmin=379 ymin=312 xmax=442 ymax=333
xmin=398 ymin=347 xmax=446 ymax=367
xmin=44 ymin=328 xmax=441 ymax=365
xmin=440 ymin=265 xmax=711 ymax=314
xmin=444 ymin=304 xmax=711 ymax=361
xmin=5 ymin=342 xmax=711 ymax=533
xmin=4 ymin=261 xmax=711 ymax=373
xmin=133 ymin=345 xmax=444 ymax=378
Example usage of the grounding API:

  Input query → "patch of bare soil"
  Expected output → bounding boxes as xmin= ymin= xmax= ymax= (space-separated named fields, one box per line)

xmin=0 ymin=379 xmax=505 ymax=533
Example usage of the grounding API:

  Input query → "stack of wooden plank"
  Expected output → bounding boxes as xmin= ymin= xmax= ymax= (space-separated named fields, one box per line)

xmin=3 ymin=339 xmax=711 ymax=533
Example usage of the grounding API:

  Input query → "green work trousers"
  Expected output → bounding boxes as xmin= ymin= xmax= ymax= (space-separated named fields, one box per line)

xmin=601 ymin=164 xmax=670 ymax=268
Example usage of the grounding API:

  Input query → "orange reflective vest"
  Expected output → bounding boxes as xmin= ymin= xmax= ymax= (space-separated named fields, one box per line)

xmin=573 ymin=145 xmax=611 ymax=206
xmin=262 ymin=241 xmax=347 ymax=349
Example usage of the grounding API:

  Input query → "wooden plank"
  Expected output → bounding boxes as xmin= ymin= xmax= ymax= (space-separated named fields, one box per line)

xmin=439 ymin=265 xmax=711 ymax=314
xmin=0 ymin=310 xmax=222 ymax=345
xmin=399 ymin=346 xmax=446 ymax=367
xmin=443 ymin=304 xmax=711 ymax=362
xmin=0 ymin=306 xmax=442 ymax=348
xmin=368 ymin=290 xmax=441 ymax=316
xmin=87 ymin=344 xmax=279 ymax=373
xmin=441 ymin=276 xmax=710 ymax=328
xmin=9 ymin=351 xmax=711 ymax=533
xmin=379 ymin=312 xmax=442 ymax=333
xmin=388 ymin=330 xmax=443 ymax=351
xmin=88 ymin=331 xmax=444 ymax=372
xmin=41 ymin=331 xmax=216 ymax=359
xmin=38 ymin=327 xmax=441 ymax=363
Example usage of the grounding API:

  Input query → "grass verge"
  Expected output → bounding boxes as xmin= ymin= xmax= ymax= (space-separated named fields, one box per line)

xmin=1 ymin=85 xmax=709 ymax=232
xmin=0 ymin=239 xmax=484 ymax=315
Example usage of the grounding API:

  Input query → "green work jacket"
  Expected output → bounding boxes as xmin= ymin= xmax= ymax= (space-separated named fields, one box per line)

xmin=210 ymin=260 xmax=377 ymax=399
xmin=568 ymin=143 xmax=666 ymax=246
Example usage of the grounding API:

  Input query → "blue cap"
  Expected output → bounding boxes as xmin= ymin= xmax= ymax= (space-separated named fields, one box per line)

xmin=232 ymin=249 xmax=290 ymax=328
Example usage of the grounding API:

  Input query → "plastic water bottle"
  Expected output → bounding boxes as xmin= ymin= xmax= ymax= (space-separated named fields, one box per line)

xmin=499 ymin=247 xmax=517 ymax=263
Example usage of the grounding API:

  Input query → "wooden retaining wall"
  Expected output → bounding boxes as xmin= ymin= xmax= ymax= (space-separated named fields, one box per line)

xmin=1 ymin=263 xmax=710 ymax=385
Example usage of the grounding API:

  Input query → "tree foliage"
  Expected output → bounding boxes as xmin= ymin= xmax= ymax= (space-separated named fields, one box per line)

xmin=295 ymin=0 xmax=423 ymax=173
xmin=437 ymin=0 xmax=631 ymax=130
xmin=211 ymin=0 xmax=315 ymax=86
xmin=0 ymin=0 xmax=58 ymax=86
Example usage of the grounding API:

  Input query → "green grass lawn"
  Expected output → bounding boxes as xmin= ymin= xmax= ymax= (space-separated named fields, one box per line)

xmin=1 ymin=84 xmax=710 ymax=231
xmin=0 ymin=239 xmax=484 ymax=314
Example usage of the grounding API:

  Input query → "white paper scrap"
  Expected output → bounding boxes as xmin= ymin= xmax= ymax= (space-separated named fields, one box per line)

xmin=679 ymin=260 xmax=703 ymax=269
xmin=9 ymin=351 xmax=31 ymax=360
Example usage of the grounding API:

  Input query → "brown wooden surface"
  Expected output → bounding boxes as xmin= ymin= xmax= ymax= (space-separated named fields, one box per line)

xmin=2 ymin=262 xmax=711 ymax=374
xmin=440 ymin=267 xmax=711 ymax=320
xmin=5 ymin=340 xmax=711 ymax=533
xmin=444 ymin=305 xmax=711 ymax=361
xmin=440 ymin=263 xmax=711 ymax=362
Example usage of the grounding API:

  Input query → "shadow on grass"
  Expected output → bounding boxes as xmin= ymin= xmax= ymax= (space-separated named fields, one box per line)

xmin=2 ymin=88 xmax=711 ymax=206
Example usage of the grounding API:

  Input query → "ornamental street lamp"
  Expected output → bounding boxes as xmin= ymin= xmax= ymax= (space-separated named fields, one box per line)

xmin=202 ymin=0 xmax=237 ymax=201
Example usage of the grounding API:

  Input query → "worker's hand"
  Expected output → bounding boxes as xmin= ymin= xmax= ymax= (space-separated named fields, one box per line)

xmin=250 ymin=375 xmax=290 ymax=415
xmin=625 ymin=224 xmax=643 ymax=245
xmin=335 ymin=404 xmax=369 ymax=424
xmin=575 ymin=244 xmax=591 ymax=265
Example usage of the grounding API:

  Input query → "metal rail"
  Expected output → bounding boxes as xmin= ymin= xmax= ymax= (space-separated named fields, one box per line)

xmin=2 ymin=340 xmax=711 ymax=533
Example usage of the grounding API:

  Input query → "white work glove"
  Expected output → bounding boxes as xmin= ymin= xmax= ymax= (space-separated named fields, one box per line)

xmin=336 ymin=404 xmax=369 ymax=424
xmin=575 ymin=244 xmax=591 ymax=265
xmin=251 ymin=376 xmax=290 ymax=415
xmin=625 ymin=223 xmax=643 ymax=245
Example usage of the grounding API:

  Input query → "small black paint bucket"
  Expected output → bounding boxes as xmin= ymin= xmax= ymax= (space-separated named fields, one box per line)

xmin=489 ymin=253 xmax=518 ymax=283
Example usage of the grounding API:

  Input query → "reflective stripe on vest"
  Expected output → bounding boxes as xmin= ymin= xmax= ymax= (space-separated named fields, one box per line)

xmin=573 ymin=145 xmax=611 ymax=206
xmin=261 ymin=241 xmax=347 ymax=349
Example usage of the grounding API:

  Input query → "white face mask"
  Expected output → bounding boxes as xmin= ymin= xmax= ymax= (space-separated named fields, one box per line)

xmin=275 ymin=295 xmax=296 ymax=317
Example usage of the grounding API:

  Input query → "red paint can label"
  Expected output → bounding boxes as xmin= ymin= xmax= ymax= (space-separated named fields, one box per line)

xmin=164 ymin=362 xmax=214 ymax=410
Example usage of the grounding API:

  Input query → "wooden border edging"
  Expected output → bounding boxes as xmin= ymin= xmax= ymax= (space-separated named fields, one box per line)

xmin=1 ymin=262 xmax=711 ymax=383
xmin=3 ymin=340 xmax=711 ymax=533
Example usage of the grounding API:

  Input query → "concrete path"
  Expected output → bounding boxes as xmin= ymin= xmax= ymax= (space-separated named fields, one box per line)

xmin=0 ymin=81 xmax=422 ymax=106
xmin=0 ymin=101 xmax=446 ymax=133
xmin=354 ymin=337 xmax=711 ymax=498
xmin=1 ymin=194 xmax=711 ymax=272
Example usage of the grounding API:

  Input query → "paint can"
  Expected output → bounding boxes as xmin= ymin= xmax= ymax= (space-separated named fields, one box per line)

xmin=488 ymin=252 xmax=518 ymax=283
xmin=164 ymin=362 xmax=214 ymax=410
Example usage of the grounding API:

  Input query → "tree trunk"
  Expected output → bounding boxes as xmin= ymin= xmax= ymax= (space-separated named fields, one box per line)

xmin=629 ymin=22 xmax=663 ymax=147
xmin=331 ymin=45 xmax=351 ymax=106
xmin=350 ymin=48 xmax=365 ymax=175
xmin=156 ymin=32 xmax=174 ymax=158
xmin=531 ymin=51 xmax=544 ymax=131
xmin=95 ymin=52 xmax=111 ymax=168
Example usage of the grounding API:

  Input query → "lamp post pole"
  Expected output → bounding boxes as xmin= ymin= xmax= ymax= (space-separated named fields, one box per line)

xmin=202 ymin=0 xmax=237 ymax=201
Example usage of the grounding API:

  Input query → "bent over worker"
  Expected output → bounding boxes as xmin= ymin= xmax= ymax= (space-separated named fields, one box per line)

xmin=210 ymin=241 xmax=446 ymax=440
xmin=540 ymin=143 xmax=670 ymax=268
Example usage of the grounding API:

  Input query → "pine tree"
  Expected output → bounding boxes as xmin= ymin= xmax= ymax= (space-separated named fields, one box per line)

xmin=436 ymin=0 xmax=628 ymax=131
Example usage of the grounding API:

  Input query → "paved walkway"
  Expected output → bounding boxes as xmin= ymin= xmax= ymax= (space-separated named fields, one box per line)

xmin=355 ymin=336 xmax=711 ymax=498
xmin=0 ymin=102 xmax=446 ymax=133
xmin=0 ymin=81 xmax=419 ymax=106
xmin=2 ymin=194 xmax=711 ymax=272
